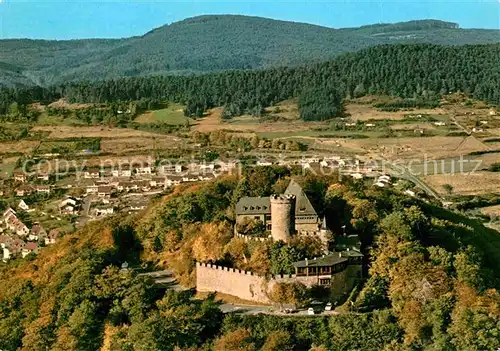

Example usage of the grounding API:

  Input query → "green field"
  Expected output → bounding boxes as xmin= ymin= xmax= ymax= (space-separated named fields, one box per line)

xmin=256 ymin=130 xmax=385 ymax=139
xmin=37 ymin=114 xmax=88 ymax=126
xmin=135 ymin=103 xmax=194 ymax=125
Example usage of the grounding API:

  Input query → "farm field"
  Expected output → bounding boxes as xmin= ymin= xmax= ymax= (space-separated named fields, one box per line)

xmin=481 ymin=205 xmax=500 ymax=217
xmin=423 ymin=172 xmax=500 ymax=196
xmin=100 ymin=135 xmax=185 ymax=154
xmin=135 ymin=103 xmax=194 ymax=125
xmin=0 ymin=140 xmax=41 ymax=155
xmin=31 ymin=125 xmax=164 ymax=139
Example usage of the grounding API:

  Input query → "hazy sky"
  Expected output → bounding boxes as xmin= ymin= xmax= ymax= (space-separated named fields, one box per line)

xmin=0 ymin=0 xmax=499 ymax=40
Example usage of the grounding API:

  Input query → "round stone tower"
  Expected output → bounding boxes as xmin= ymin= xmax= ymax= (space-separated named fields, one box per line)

xmin=270 ymin=194 xmax=296 ymax=242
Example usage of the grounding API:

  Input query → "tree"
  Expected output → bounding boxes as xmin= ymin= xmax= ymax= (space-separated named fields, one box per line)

xmin=261 ymin=330 xmax=294 ymax=351
xmin=268 ymin=282 xmax=307 ymax=310
xmin=192 ymin=222 xmax=233 ymax=262
xmin=442 ymin=184 xmax=453 ymax=195
xmin=299 ymin=86 xmax=344 ymax=121
xmin=213 ymin=328 xmax=256 ymax=351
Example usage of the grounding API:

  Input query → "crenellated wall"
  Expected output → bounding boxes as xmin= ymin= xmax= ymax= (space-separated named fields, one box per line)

xmin=196 ymin=262 xmax=281 ymax=303
xmin=195 ymin=262 xmax=361 ymax=304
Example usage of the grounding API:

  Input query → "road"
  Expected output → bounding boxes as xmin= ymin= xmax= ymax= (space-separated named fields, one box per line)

xmin=385 ymin=162 xmax=444 ymax=204
xmin=220 ymin=303 xmax=342 ymax=316
xmin=141 ymin=270 xmax=341 ymax=316
xmin=139 ymin=269 xmax=185 ymax=291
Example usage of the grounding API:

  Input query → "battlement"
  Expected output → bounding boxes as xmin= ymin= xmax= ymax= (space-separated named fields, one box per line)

xmin=196 ymin=262 xmax=295 ymax=280
xmin=235 ymin=233 xmax=271 ymax=242
xmin=270 ymin=194 xmax=296 ymax=203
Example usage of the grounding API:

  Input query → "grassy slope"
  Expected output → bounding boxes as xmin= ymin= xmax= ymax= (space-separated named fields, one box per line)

xmin=134 ymin=103 xmax=194 ymax=125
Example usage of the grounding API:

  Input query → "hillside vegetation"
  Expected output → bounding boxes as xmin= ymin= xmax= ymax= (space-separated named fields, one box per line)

xmin=1 ymin=15 xmax=499 ymax=87
xmin=1 ymin=170 xmax=500 ymax=350
xmin=1 ymin=43 xmax=499 ymax=123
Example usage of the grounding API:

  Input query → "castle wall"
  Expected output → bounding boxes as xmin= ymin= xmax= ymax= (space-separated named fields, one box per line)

xmin=196 ymin=262 xmax=275 ymax=303
xmin=196 ymin=262 xmax=361 ymax=304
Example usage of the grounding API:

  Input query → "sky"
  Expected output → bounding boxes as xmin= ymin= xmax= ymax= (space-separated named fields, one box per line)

xmin=0 ymin=0 xmax=499 ymax=40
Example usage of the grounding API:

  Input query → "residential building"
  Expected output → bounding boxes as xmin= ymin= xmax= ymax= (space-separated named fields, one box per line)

xmin=29 ymin=223 xmax=47 ymax=241
xmin=16 ymin=185 xmax=34 ymax=197
xmin=18 ymin=200 xmax=30 ymax=212
xmin=37 ymin=172 xmax=50 ymax=181
xmin=36 ymin=185 xmax=51 ymax=194
xmin=97 ymin=186 xmax=112 ymax=198
xmin=135 ymin=165 xmax=153 ymax=175
xmin=84 ymin=171 xmax=101 ymax=179
xmin=13 ymin=172 xmax=27 ymax=183
xmin=45 ymin=230 xmax=62 ymax=245
xmin=86 ymin=184 xmax=99 ymax=194
xmin=22 ymin=242 xmax=39 ymax=258
xmin=112 ymin=165 xmax=132 ymax=177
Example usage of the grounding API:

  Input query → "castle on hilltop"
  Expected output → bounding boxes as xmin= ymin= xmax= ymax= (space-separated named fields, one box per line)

xmin=235 ymin=180 xmax=330 ymax=248
xmin=195 ymin=179 xmax=363 ymax=304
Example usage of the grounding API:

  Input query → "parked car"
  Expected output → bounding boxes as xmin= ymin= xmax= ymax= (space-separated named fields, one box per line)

xmin=284 ymin=308 xmax=297 ymax=314
xmin=307 ymin=308 xmax=315 ymax=315
xmin=325 ymin=302 xmax=332 ymax=311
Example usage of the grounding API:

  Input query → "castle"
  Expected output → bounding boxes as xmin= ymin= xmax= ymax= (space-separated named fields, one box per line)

xmin=195 ymin=179 xmax=363 ymax=304
xmin=235 ymin=180 xmax=330 ymax=247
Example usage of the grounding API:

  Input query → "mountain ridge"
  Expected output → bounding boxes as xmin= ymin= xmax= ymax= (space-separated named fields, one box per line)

xmin=1 ymin=15 xmax=499 ymax=87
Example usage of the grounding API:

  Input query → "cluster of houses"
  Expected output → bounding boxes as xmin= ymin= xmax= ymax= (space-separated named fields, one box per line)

xmin=81 ymin=160 xmax=238 ymax=197
xmin=0 ymin=208 xmax=62 ymax=261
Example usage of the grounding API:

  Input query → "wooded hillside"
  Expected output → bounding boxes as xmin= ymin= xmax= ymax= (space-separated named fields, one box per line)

xmin=1 ymin=15 xmax=499 ymax=87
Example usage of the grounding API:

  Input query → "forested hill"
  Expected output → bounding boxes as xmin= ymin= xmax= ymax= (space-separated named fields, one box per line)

xmin=2 ymin=43 xmax=498 ymax=122
xmin=1 ymin=15 xmax=500 ymax=87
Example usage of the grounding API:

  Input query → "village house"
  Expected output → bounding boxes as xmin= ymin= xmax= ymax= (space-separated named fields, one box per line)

xmin=13 ymin=172 xmax=27 ymax=183
xmin=217 ymin=160 xmax=239 ymax=172
xmin=29 ymin=223 xmax=47 ymax=241
xmin=8 ymin=238 xmax=26 ymax=258
xmin=45 ymin=230 xmax=62 ymax=245
xmin=59 ymin=197 xmax=80 ymax=215
xmin=97 ymin=186 xmax=112 ymax=198
xmin=112 ymin=165 xmax=132 ymax=177
xmin=135 ymin=165 xmax=153 ymax=175
xmin=0 ymin=235 xmax=13 ymax=249
xmin=256 ymin=158 xmax=274 ymax=166
xmin=165 ymin=176 xmax=183 ymax=188
xmin=36 ymin=185 xmax=51 ymax=194
xmin=18 ymin=200 xmax=30 ymax=212
xmin=159 ymin=164 xmax=183 ymax=174
xmin=0 ymin=235 xmax=13 ymax=260
xmin=2 ymin=208 xmax=17 ymax=222
xmin=150 ymin=177 xmax=166 ymax=188
xmin=117 ymin=182 xmax=139 ymax=192
xmin=37 ymin=172 xmax=50 ymax=181
xmin=22 ymin=242 xmax=39 ymax=258
xmin=95 ymin=206 xmax=114 ymax=216
xmin=4 ymin=210 xmax=30 ymax=237
xmin=182 ymin=174 xmax=200 ymax=182
xmin=198 ymin=173 xmax=217 ymax=181
xmin=199 ymin=163 xmax=216 ymax=172
xmin=86 ymin=184 xmax=99 ymax=194
xmin=129 ymin=204 xmax=146 ymax=211
xmin=84 ymin=170 xmax=101 ymax=179
xmin=16 ymin=185 xmax=34 ymax=197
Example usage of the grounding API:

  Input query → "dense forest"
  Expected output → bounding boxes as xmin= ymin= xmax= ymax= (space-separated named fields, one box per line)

xmin=0 ymin=43 xmax=499 ymax=122
xmin=1 ymin=170 xmax=500 ymax=350
xmin=1 ymin=15 xmax=500 ymax=87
